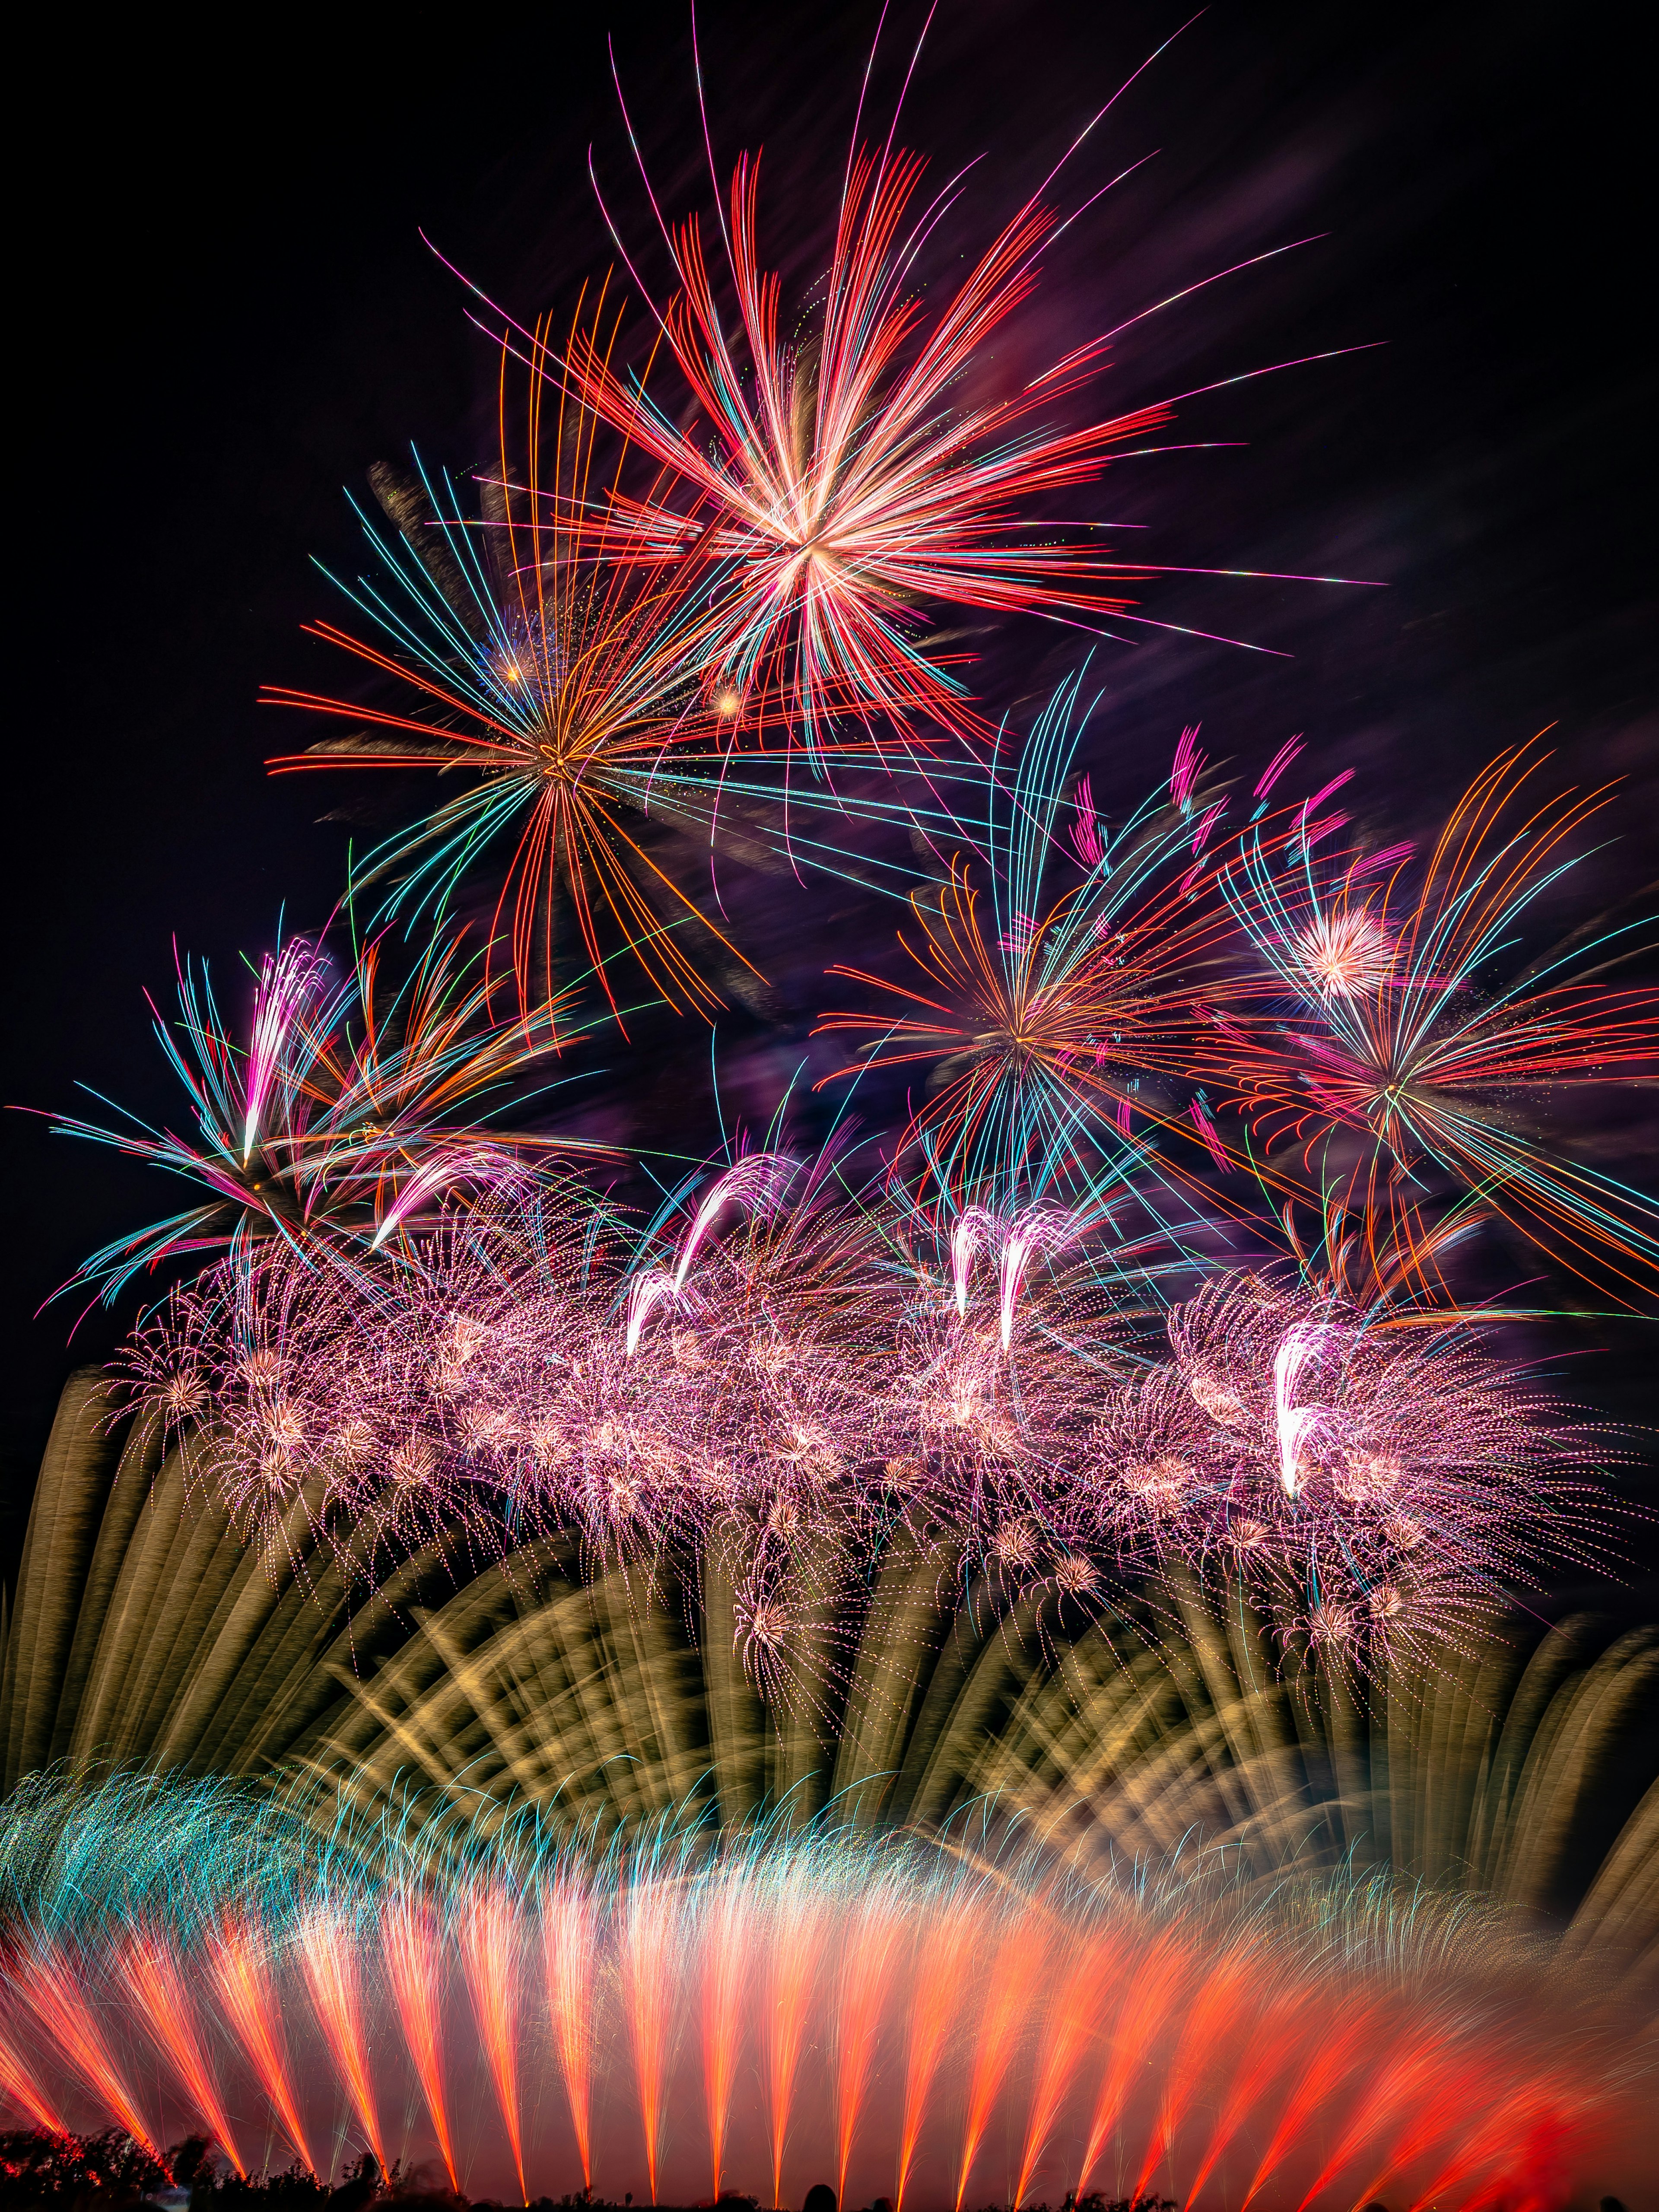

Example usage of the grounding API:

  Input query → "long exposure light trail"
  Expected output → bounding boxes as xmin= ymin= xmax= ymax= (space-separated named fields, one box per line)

xmin=2 ymin=1828 xmax=1632 ymax=2209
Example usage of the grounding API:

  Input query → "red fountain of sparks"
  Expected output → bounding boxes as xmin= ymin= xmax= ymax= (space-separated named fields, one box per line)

xmin=4 ymin=1836 xmax=1641 ymax=2206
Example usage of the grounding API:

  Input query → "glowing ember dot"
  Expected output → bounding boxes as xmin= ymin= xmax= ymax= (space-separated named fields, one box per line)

xmin=991 ymin=1518 xmax=1039 ymax=1567
xmin=458 ymin=1403 xmax=513 ymax=1453
xmin=527 ymin=1419 xmax=566 ymax=1471
xmin=1308 ymin=1601 xmax=1357 ymax=1645
xmin=1334 ymin=1448 xmax=1405 ymax=1503
xmin=781 ymin=1422 xmax=839 ymax=1475
xmin=262 ymin=1402 xmax=305 ymax=1453
xmin=744 ymin=1600 xmax=785 ymax=1649
xmin=391 ymin=1438 xmax=436 ymax=1488
xmin=446 ymin=1316 xmax=487 ymax=1363
xmin=713 ymin=688 xmax=742 ymax=717
xmin=1123 ymin=1455 xmax=1194 ymax=1513
xmin=331 ymin=1420 xmax=374 ymax=1469
xmin=1188 ymin=1369 xmax=1249 ymax=1427
xmin=161 ymin=1370 xmax=207 ymax=1419
xmin=934 ymin=1379 xmax=982 ymax=1429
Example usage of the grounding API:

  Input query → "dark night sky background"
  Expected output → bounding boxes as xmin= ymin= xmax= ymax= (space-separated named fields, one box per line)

xmin=4 ymin=2 xmax=1653 ymax=1598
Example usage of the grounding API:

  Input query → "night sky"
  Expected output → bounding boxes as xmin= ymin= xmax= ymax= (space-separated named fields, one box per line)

xmin=5 ymin=1 xmax=1651 ymax=1593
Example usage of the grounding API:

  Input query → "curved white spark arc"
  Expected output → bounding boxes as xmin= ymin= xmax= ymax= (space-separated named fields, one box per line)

xmin=370 ymin=1147 xmax=514 ymax=1250
xmin=951 ymin=1206 xmax=998 ymax=1319
xmin=998 ymin=1207 xmax=1080 ymax=1351
xmin=625 ymin=1270 xmax=680 ymax=1359
xmin=1273 ymin=1324 xmax=1327 ymax=1498
xmin=242 ymin=938 xmax=328 ymax=1164
xmin=671 ymin=1152 xmax=801 ymax=1291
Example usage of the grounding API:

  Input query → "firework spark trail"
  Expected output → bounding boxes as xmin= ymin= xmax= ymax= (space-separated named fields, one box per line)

xmin=1401 ymin=2069 xmax=1593 ymax=2212
xmin=1271 ymin=1322 xmax=1325 ymax=1498
xmin=1074 ymin=1924 xmax=1190 ymax=2196
xmin=1177 ymin=1983 xmax=1303 ymax=2207
xmin=832 ymin=1881 xmax=908 ymax=2206
xmin=894 ymin=1888 xmax=983 ymax=2212
xmin=296 ymin=1905 xmax=386 ymax=2174
xmin=1210 ymin=738 xmax=1659 ymax=1300
xmin=1129 ymin=1934 xmax=1262 ymax=2206
xmin=12 ymin=1958 xmax=110 ymax=2136
xmin=950 ymin=1206 xmax=998 ymax=1319
xmin=1290 ymin=2021 xmax=1479 ymax=2211
xmin=262 ymin=310 xmax=860 ymax=1026
xmin=953 ymin=1916 xmax=1045 ymax=2211
xmin=242 ymin=939 xmax=331 ymax=1166
xmin=619 ymin=1859 xmax=687 ymax=2205
xmin=0 ymin=2009 xmax=65 ymax=2134
xmin=758 ymin=1860 xmax=825 ymax=2210
xmin=671 ymin=1153 xmax=801 ymax=1290
xmin=115 ymin=1926 xmax=246 ymax=2176
xmin=541 ymin=1873 xmax=601 ymax=2190
xmin=813 ymin=680 xmax=1315 ymax=1220
xmin=997 ymin=1206 xmax=1079 ymax=1351
xmin=49 ymin=919 xmax=607 ymax=1308
xmin=1012 ymin=1928 xmax=1117 ymax=2206
xmin=547 ymin=3 xmax=1372 ymax=760
xmin=382 ymin=1892 xmax=458 ymax=2192
xmin=628 ymin=1150 xmax=807 ymax=1355
xmin=116 ymin=1147 xmax=1618 ymax=1683
xmin=458 ymin=1884 xmax=528 ymax=2205
xmin=1238 ymin=2002 xmax=1376 ymax=2208
xmin=206 ymin=1917 xmax=312 ymax=2171
xmin=1 ymin=1818 xmax=1643 ymax=2205
xmin=699 ymin=1863 xmax=752 ymax=2199
xmin=555 ymin=146 xmax=1175 ymax=753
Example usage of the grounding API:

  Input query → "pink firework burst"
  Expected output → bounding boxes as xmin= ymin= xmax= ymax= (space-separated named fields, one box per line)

xmin=117 ymin=1156 xmax=1622 ymax=1682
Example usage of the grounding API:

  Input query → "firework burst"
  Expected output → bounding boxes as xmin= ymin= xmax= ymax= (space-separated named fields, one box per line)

xmin=48 ymin=923 xmax=603 ymax=1310
xmin=1208 ymin=739 xmax=1659 ymax=1298
xmin=111 ymin=1144 xmax=1615 ymax=1682
xmin=813 ymin=675 xmax=1302 ymax=1223
xmin=543 ymin=83 xmax=1189 ymax=754
xmin=264 ymin=304 xmax=810 ymax=1027
xmin=1116 ymin=1271 xmax=1613 ymax=1665
xmin=0 ymin=1794 xmax=1643 ymax=2210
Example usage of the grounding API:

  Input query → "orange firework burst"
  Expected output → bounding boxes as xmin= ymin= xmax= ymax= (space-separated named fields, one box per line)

xmin=266 ymin=296 xmax=781 ymax=1028
xmin=812 ymin=677 xmax=1282 ymax=1206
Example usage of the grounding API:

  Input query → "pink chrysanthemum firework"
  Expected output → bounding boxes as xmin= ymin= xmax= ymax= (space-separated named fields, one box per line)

xmin=1112 ymin=1273 xmax=1616 ymax=1660
xmin=119 ymin=1163 xmax=1620 ymax=1682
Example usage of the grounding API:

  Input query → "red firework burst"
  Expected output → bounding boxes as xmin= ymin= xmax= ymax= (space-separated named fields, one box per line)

xmin=545 ymin=129 xmax=1177 ymax=752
